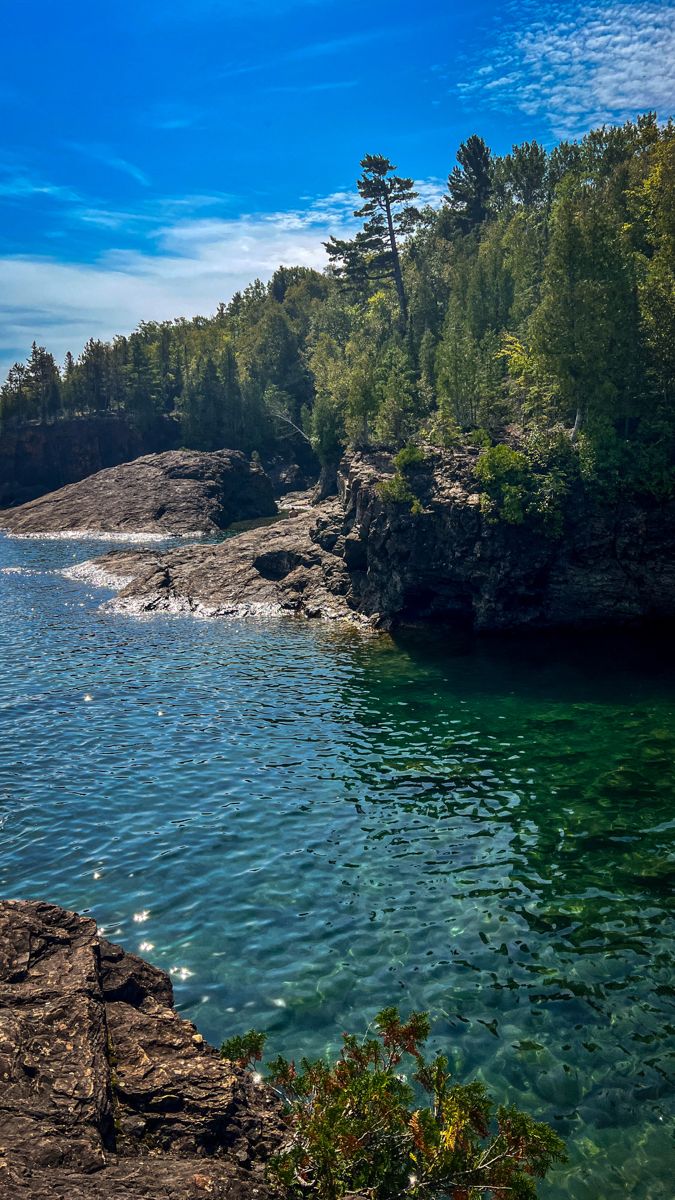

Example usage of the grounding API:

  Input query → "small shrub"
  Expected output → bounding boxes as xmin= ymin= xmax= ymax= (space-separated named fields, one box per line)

xmin=474 ymin=444 xmax=530 ymax=525
xmin=393 ymin=444 xmax=426 ymax=472
xmin=377 ymin=473 xmax=415 ymax=504
xmin=264 ymin=1007 xmax=566 ymax=1200
xmin=467 ymin=427 xmax=492 ymax=450
xmin=377 ymin=472 xmax=423 ymax=515
xmin=474 ymin=436 xmax=574 ymax=535
xmin=220 ymin=1029 xmax=267 ymax=1069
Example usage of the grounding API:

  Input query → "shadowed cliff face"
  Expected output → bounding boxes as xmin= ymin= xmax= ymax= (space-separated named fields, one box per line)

xmin=78 ymin=449 xmax=675 ymax=633
xmin=0 ymin=415 xmax=181 ymax=508
xmin=0 ymin=415 xmax=320 ymax=509
xmin=332 ymin=451 xmax=675 ymax=630
xmin=0 ymin=900 xmax=282 ymax=1199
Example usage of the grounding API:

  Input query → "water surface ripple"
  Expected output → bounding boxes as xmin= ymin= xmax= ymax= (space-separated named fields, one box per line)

xmin=1 ymin=532 xmax=673 ymax=1198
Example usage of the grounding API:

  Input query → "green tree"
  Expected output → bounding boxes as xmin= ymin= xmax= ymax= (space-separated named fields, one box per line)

xmin=435 ymin=302 xmax=502 ymax=431
xmin=325 ymin=154 xmax=419 ymax=328
xmin=444 ymin=135 xmax=494 ymax=234
xmin=124 ymin=337 xmax=160 ymax=430
xmin=0 ymin=362 xmax=30 ymax=427
xmin=498 ymin=141 xmax=549 ymax=209
xmin=373 ymin=343 xmax=418 ymax=445
xmin=531 ymin=182 xmax=639 ymax=440
xmin=181 ymin=355 xmax=224 ymax=449
xmin=632 ymin=126 xmax=675 ymax=405
xmin=26 ymin=342 xmax=61 ymax=421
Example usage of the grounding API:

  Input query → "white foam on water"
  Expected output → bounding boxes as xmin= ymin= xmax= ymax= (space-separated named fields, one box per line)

xmin=0 ymin=565 xmax=57 ymax=576
xmin=62 ymin=560 xmax=137 ymax=591
xmin=2 ymin=528 xmax=207 ymax=542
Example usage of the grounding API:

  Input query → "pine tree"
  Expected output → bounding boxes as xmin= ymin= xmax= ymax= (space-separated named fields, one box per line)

xmin=26 ymin=343 xmax=61 ymax=421
xmin=325 ymin=155 xmax=419 ymax=328
xmin=499 ymin=141 xmax=549 ymax=209
xmin=444 ymin=135 xmax=493 ymax=234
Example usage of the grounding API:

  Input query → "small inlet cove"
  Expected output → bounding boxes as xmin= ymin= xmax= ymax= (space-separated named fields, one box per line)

xmin=1 ymin=528 xmax=673 ymax=1200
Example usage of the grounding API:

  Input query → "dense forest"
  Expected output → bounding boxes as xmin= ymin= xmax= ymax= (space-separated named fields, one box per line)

xmin=2 ymin=114 xmax=673 ymax=511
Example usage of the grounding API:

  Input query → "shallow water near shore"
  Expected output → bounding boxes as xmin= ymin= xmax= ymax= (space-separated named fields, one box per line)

xmin=1 ymin=530 xmax=673 ymax=1198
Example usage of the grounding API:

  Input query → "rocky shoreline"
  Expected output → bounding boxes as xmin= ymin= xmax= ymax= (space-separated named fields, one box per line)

xmin=0 ymin=900 xmax=283 ymax=1199
xmin=65 ymin=449 xmax=675 ymax=633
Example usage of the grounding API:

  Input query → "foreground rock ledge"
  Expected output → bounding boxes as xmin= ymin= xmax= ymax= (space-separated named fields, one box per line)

xmin=0 ymin=450 xmax=277 ymax=537
xmin=0 ymin=900 xmax=283 ymax=1198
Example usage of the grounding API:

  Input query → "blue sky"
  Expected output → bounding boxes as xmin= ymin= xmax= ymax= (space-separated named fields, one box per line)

xmin=1 ymin=0 xmax=673 ymax=375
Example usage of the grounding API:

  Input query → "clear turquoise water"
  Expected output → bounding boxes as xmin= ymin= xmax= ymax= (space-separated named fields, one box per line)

xmin=1 ymin=530 xmax=673 ymax=1199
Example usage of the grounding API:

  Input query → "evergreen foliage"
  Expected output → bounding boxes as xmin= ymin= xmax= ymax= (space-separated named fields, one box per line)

xmin=222 ymin=1008 xmax=566 ymax=1200
xmin=2 ymin=115 xmax=673 ymax=508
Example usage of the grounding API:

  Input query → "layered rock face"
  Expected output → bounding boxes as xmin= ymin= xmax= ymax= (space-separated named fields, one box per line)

xmin=79 ymin=449 xmax=675 ymax=632
xmin=333 ymin=451 xmax=675 ymax=629
xmin=0 ymin=450 xmax=277 ymax=537
xmin=0 ymin=414 xmax=180 ymax=508
xmin=0 ymin=900 xmax=282 ymax=1198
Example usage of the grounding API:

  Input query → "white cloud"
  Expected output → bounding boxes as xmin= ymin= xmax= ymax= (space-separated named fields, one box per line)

xmin=0 ymin=194 xmax=357 ymax=374
xmin=0 ymin=176 xmax=81 ymax=203
xmin=0 ymin=183 xmax=439 ymax=376
xmin=458 ymin=2 xmax=675 ymax=138
xmin=66 ymin=143 xmax=151 ymax=187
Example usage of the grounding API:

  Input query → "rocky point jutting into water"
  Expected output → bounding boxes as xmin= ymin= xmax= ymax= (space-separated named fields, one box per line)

xmin=0 ymin=449 xmax=277 ymax=537
xmin=0 ymin=900 xmax=283 ymax=1199
xmin=76 ymin=448 xmax=675 ymax=632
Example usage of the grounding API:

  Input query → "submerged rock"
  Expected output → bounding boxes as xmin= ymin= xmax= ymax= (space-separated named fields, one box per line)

xmin=77 ymin=448 xmax=675 ymax=633
xmin=0 ymin=900 xmax=282 ymax=1198
xmin=0 ymin=450 xmax=277 ymax=537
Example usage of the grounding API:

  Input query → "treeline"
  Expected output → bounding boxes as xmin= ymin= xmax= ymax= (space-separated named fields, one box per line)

xmin=2 ymin=114 xmax=673 ymax=498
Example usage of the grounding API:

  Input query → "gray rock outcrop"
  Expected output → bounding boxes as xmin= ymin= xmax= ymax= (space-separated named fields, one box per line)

xmin=0 ymin=450 xmax=276 ymax=537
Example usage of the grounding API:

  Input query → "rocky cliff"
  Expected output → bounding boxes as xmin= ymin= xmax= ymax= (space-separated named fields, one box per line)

xmin=0 ymin=900 xmax=282 ymax=1199
xmin=76 ymin=449 xmax=675 ymax=632
xmin=0 ymin=450 xmax=277 ymax=537
xmin=333 ymin=450 xmax=675 ymax=629
xmin=0 ymin=414 xmax=181 ymax=508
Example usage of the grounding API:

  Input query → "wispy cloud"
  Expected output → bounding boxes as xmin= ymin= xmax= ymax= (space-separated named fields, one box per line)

xmin=0 ymin=175 xmax=81 ymax=203
xmin=150 ymin=116 xmax=195 ymax=131
xmin=218 ymin=24 xmax=403 ymax=80
xmin=266 ymin=79 xmax=358 ymax=94
xmin=290 ymin=29 xmax=390 ymax=60
xmin=144 ymin=102 xmax=205 ymax=131
xmin=458 ymin=1 xmax=675 ymax=138
xmin=0 ymin=181 xmax=439 ymax=374
xmin=66 ymin=143 xmax=151 ymax=187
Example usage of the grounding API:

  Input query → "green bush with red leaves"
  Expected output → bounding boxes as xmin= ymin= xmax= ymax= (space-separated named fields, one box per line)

xmin=221 ymin=1008 xmax=566 ymax=1199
